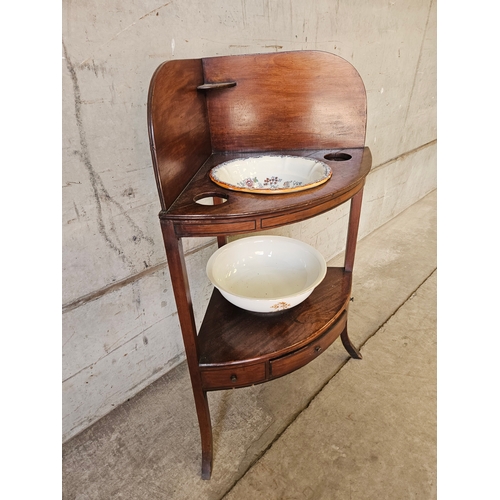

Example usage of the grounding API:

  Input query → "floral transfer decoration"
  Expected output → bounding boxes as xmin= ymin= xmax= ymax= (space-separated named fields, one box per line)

xmin=237 ymin=176 xmax=304 ymax=190
xmin=270 ymin=301 xmax=291 ymax=311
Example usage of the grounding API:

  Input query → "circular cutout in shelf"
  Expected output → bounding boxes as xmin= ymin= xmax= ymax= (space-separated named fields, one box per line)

xmin=194 ymin=194 xmax=228 ymax=206
xmin=324 ymin=152 xmax=352 ymax=161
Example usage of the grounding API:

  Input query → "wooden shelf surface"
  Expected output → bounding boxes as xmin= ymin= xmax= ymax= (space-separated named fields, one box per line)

xmin=198 ymin=267 xmax=352 ymax=368
xmin=162 ymin=148 xmax=371 ymax=225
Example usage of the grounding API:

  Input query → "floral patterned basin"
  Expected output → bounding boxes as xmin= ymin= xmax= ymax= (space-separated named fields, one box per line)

xmin=209 ymin=155 xmax=332 ymax=194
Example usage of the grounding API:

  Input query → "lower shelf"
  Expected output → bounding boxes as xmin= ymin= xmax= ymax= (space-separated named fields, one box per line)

xmin=198 ymin=267 xmax=352 ymax=390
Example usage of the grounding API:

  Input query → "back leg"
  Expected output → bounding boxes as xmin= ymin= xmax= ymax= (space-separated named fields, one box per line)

xmin=340 ymin=324 xmax=362 ymax=359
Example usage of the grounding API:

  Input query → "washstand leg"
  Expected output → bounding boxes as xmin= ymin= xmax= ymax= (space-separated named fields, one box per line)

xmin=197 ymin=390 xmax=213 ymax=479
xmin=340 ymin=323 xmax=363 ymax=359
xmin=161 ymin=222 xmax=214 ymax=479
xmin=341 ymin=187 xmax=365 ymax=360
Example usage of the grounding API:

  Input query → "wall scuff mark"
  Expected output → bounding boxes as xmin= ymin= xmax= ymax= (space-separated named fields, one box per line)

xmin=63 ymin=41 xmax=153 ymax=267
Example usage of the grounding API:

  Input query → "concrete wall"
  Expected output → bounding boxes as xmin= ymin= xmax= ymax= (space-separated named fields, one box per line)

xmin=62 ymin=0 xmax=436 ymax=442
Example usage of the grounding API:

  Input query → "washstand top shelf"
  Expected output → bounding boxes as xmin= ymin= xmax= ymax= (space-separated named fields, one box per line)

xmin=160 ymin=147 xmax=372 ymax=237
xmin=148 ymin=50 xmax=371 ymax=237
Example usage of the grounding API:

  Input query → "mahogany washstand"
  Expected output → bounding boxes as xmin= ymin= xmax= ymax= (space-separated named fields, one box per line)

xmin=147 ymin=50 xmax=372 ymax=479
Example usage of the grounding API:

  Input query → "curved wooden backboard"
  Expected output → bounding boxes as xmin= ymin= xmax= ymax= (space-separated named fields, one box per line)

xmin=148 ymin=51 xmax=367 ymax=211
xmin=148 ymin=58 xmax=212 ymax=210
xmin=203 ymin=51 xmax=367 ymax=152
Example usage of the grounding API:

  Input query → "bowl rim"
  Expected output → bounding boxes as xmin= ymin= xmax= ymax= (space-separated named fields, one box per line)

xmin=209 ymin=154 xmax=332 ymax=195
xmin=206 ymin=235 xmax=327 ymax=302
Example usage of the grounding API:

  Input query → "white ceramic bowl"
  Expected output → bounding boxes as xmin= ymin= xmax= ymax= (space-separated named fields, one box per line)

xmin=209 ymin=155 xmax=332 ymax=194
xmin=206 ymin=236 xmax=327 ymax=313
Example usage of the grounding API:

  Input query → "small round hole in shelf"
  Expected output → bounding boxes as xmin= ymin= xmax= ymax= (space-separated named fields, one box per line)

xmin=324 ymin=152 xmax=352 ymax=161
xmin=194 ymin=193 xmax=228 ymax=206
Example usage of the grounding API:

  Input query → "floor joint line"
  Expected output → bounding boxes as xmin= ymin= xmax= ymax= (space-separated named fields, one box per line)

xmin=220 ymin=267 xmax=437 ymax=499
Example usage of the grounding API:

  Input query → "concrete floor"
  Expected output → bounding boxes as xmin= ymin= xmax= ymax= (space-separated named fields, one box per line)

xmin=62 ymin=190 xmax=436 ymax=500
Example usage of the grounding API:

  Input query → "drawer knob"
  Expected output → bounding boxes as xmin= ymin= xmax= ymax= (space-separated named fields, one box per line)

xmin=314 ymin=345 xmax=322 ymax=353
xmin=230 ymin=374 xmax=238 ymax=382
